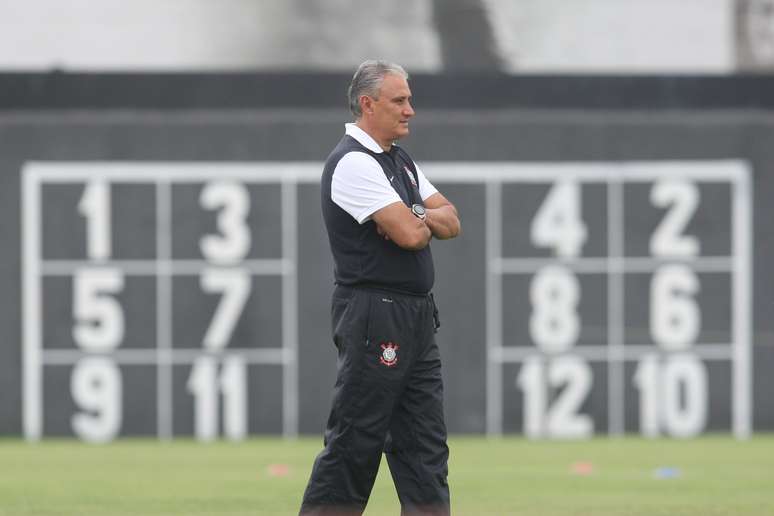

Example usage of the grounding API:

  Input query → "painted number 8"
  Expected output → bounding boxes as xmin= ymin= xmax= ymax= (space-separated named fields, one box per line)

xmin=529 ymin=266 xmax=580 ymax=354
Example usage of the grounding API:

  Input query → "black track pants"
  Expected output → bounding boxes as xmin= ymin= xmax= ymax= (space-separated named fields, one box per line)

xmin=300 ymin=286 xmax=450 ymax=516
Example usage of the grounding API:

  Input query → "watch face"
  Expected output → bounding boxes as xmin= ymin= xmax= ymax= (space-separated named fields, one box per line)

xmin=413 ymin=204 xmax=426 ymax=216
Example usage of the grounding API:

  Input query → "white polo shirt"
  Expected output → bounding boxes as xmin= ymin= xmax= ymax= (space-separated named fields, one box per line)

xmin=331 ymin=123 xmax=438 ymax=224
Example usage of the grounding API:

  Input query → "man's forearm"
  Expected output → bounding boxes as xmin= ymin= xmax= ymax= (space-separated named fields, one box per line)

xmin=425 ymin=204 xmax=461 ymax=240
xmin=376 ymin=217 xmax=432 ymax=250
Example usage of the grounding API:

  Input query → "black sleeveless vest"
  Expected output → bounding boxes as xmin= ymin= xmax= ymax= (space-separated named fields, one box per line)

xmin=321 ymin=135 xmax=434 ymax=294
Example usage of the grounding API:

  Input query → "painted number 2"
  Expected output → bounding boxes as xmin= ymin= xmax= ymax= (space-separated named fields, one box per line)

xmin=650 ymin=180 xmax=700 ymax=257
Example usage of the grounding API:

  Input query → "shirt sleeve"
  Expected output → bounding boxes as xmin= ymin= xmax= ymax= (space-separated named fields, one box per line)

xmin=414 ymin=163 xmax=439 ymax=201
xmin=331 ymin=152 xmax=403 ymax=224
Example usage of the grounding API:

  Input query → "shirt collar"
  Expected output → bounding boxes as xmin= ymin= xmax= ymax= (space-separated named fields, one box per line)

xmin=345 ymin=123 xmax=389 ymax=154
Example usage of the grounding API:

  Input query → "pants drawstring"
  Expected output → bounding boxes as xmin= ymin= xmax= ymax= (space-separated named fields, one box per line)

xmin=429 ymin=293 xmax=440 ymax=332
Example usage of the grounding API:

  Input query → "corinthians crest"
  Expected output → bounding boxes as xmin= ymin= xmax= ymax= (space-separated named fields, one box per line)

xmin=403 ymin=166 xmax=418 ymax=188
xmin=379 ymin=342 xmax=399 ymax=367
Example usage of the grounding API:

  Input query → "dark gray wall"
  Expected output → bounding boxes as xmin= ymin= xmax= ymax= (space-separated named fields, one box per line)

xmin=1 ymin=107 xmax=773 ymax=437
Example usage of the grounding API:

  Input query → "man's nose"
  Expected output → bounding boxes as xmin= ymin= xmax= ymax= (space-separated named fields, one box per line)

xmin=404 ymin=102 xmax=415 ymax=117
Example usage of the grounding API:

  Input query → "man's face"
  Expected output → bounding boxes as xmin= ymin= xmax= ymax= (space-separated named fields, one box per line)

xmin=369 ymin=74 xmax=415 ymax=141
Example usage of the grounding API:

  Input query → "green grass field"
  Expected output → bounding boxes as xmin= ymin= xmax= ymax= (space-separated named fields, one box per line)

xmin=1 ymin=436 xmax=773 ymax=515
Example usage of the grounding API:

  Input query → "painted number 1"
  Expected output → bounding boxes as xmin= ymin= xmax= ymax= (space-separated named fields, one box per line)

xmin=78 ymin=180 xmax=111 ymax=260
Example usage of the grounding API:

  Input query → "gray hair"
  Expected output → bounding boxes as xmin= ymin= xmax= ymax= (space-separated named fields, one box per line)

xmin=347 ymin=60 xmax=408 ymax=118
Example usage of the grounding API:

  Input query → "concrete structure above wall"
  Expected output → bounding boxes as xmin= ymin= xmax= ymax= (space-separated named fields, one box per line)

xmin=3 ymin=0 xmax=771 ymax=73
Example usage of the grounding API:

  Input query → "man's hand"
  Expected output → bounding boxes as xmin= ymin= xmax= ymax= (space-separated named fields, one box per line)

xmin=423 ymin=193 xmax=461 ymax=240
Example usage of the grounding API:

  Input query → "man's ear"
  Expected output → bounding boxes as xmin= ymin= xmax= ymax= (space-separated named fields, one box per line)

xmin=360 ymin=95 xmax=373 ymax=115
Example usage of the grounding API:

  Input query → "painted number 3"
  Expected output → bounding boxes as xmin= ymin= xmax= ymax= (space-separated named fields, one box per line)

xmin=199 ymin=181 xmax=251 ymax=264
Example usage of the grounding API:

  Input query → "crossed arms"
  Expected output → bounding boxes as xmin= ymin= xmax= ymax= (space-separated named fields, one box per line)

xmin=373 ymin=192 xmax=461 ymax=251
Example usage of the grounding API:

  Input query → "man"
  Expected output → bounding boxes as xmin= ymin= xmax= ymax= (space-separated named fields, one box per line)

xmin=299 ymin=60 xmax=461 ymax=515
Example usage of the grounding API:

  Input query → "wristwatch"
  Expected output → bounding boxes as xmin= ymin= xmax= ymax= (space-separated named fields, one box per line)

xmin=411 ymin=203 xmax=427 ymax=221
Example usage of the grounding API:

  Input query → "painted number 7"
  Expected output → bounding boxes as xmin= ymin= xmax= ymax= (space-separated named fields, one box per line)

xmin=200 ymin=268 xmax=252 ymax=351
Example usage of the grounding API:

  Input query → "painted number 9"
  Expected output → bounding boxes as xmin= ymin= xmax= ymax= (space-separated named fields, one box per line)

xmin=71 ymin=357 xmax=122 ymax=443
